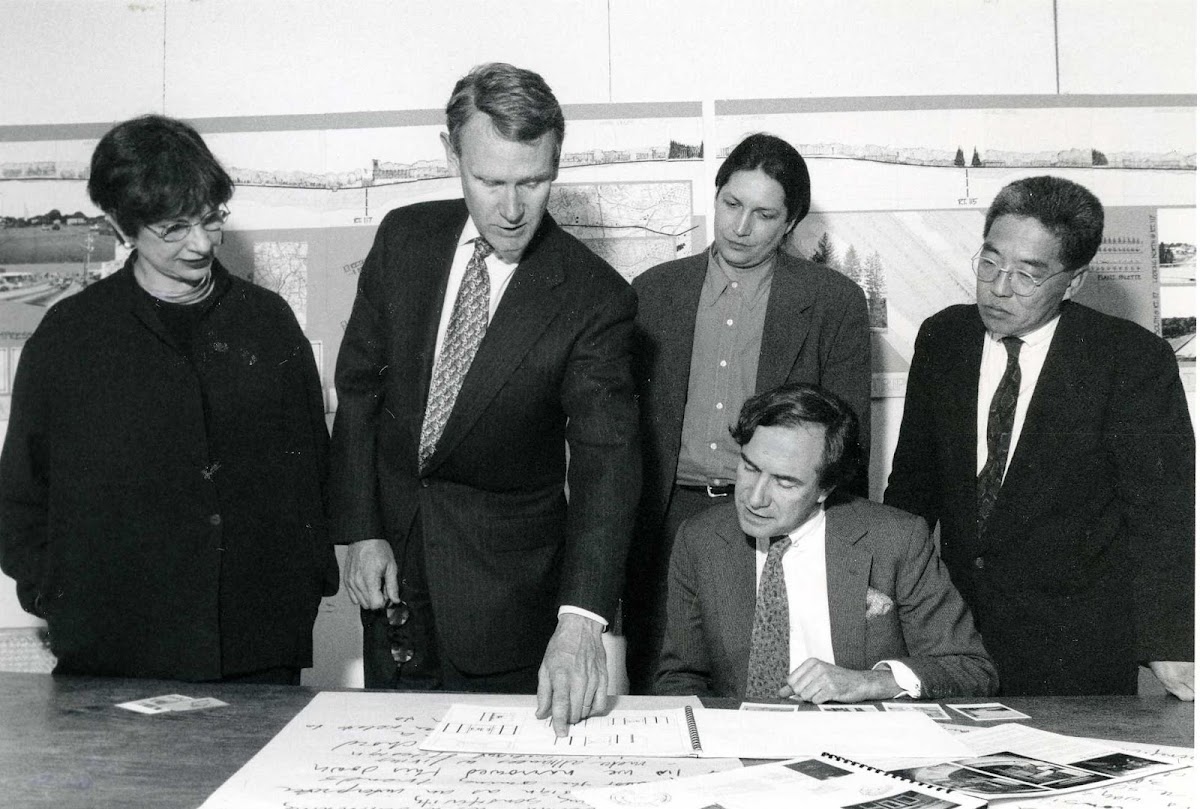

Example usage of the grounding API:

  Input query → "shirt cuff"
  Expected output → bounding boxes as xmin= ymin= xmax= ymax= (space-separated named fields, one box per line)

xmin=558 ymin=605 xmax=608 ymax=629
xmin=873 ymin=660 xmax=922 ymax=698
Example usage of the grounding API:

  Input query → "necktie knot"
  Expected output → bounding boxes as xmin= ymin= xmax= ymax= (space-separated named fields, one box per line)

xmin=766 ymin=536 xmax=792 ymax=557
xmin=472 ymin=237 xmax=494 ymax=262
xmin=1001 ymin=335 xmax=1023 ymax=360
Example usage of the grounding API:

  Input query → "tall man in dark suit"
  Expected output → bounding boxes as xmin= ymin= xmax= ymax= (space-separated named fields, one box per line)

xmin=885 ymin=176 xmax=1194 ymax=699
xmin=331 ymin=63 xmax=640 ymax=732
xmin=656 ymin=383 xmax=996 ymax=701
xmin=626 ymin=134 xmax=871 ymax=692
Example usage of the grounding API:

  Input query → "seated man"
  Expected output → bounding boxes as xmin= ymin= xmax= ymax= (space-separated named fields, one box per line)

xmin=655 ymin=383 xmax=997 ymax=702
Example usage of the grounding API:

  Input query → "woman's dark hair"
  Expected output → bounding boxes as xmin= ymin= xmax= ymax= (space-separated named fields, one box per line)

xmin=87 ymin=114 xmax=233 ymax=237
xmin=716 ymin=133 xmax=811 ymax=226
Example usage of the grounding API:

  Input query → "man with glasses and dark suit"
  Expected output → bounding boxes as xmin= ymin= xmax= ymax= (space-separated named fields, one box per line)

xmin=885 ymin=176 xmax=1194 ymax=699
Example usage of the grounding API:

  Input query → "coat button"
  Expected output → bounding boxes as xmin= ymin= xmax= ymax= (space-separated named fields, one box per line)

xmin=974 ymin=556 xmax=985 ymax=569
xmin=421 ymin=479 xmax=430 ymax=488
xmin=208 ymin=514 xmax=222 ymax=526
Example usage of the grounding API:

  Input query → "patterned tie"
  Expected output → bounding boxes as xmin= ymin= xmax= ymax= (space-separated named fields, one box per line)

xmin=977 ymin=336 xmax=1023 ymax=534
xmin=418 ymin=237 xmax=493 ymax=469
xmin=745 ymin=536 xmax=792 ymax=700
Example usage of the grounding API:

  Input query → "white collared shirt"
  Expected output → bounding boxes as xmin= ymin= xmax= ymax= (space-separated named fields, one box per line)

xmin=754 ymin=506 xmax=835 ymax=671
xmin=432 ymin=218 xmax=522 ymax=359
xmin=754 ymin=505 xmax=920 ymax=697
xmin=976 ymin=315 xmax=1061 ymax=480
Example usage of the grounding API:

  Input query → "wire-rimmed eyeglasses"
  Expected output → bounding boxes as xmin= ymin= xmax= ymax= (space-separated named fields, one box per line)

xmin=972 ymin=249 xmax=1074 ymax=297
xmin=144 ymin=207 xmax=230 ymax=243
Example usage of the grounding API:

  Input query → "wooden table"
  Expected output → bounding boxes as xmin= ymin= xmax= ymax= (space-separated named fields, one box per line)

xmin=0 ymin=672 xmax=1192 ymax=808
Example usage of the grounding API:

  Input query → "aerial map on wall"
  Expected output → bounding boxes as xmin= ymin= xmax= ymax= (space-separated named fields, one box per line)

xmin=0 ymin=100 xmax=1193 ymax=422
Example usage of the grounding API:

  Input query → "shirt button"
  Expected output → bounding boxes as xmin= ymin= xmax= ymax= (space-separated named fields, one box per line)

xmin=974 ymin=556 xmax=985 ymax=569
xmin=709 ymin=443 xmax=717 ymax=450
xmin=208 ymin=514 xmax=222 ymax=526
xmin=715 ymin=403 xmax=723 ymax=410
xmin=719 ymin=360 xmax=727 ymax=367
xmin=731 ymin=282 xmax=739 ymax=289
xmin=726 ymin=319 xmax=734 ymax=327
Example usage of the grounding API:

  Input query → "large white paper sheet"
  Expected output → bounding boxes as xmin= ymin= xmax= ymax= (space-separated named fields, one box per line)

xmin=199 ymin=692 xmax=740 ymax=809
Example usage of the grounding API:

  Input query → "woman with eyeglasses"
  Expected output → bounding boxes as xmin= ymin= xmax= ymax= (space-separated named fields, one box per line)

xmin=0 ymin=115 xmax=338 ymax=684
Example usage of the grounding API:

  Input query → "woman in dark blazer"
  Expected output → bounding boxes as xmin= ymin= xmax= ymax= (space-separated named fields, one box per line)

xmin=0 ymin=115 xmax=337 ymax=684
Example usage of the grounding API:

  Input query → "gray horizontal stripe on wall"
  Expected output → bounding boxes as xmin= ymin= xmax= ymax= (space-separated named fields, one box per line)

xmin=0 ymin=97 xmax=1189 ymax=142
xmin=0 ymin=102 xmax=703 ymax=142
xmin=716 ymin=95 xmax=1196 ymax=115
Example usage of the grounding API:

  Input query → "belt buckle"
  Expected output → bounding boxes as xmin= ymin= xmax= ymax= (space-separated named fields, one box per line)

xmin=706 ymin=484 xmax=728 ymax=498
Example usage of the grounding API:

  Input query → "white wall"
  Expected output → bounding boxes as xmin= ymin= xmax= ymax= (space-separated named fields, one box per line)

xmin=0 ymin=1 xmax=1194 ymax=682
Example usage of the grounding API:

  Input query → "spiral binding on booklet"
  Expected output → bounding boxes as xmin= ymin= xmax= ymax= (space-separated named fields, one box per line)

xmin=682 ymin=705 xmax=703 ymax=752
xmin=819 ymin=752 xmax=957 ymax=794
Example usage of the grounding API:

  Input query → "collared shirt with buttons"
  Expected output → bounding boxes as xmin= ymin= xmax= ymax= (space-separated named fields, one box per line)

xmin=676 ymin=246 xmax=775 ymax=488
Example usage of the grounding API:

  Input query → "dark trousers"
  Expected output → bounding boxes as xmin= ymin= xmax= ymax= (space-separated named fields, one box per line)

xmin=624 ymin=485 xmax=732 ymax=694
xmin=360 ymin=512 xmax=539 ymax=693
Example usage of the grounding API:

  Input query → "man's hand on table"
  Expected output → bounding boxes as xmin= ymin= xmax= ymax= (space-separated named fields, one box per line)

xmin=1149 ymin=661 xmax=1195 ymax=701
xmin=536 ymin=613 xmax=608 ymax=736
xmin=779 ymin=658 xmax=900 ymax=704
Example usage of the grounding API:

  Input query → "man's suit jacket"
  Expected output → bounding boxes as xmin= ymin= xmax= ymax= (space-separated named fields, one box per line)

xmin=885 ymin=302 xmax=1195 ymax=695
xmin=330 ymin=199 xmax=640 ymax=675
xmin=655 ymin=496 xmax=998 ymax=700
xmin=633 ymin=250 xmax=871 ymax=525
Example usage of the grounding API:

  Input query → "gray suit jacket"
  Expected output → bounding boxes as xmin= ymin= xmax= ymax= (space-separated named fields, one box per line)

xmin=655 ymin=495 xmax=998 ymax=700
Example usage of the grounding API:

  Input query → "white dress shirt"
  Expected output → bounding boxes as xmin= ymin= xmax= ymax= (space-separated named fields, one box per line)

xmin=755 ymin=505 xmax=920 ymax=697
xmin=433 ymin=218 xmax=606 ymax=629
xmin=975 ymin=316 xmax=1061 ymax=480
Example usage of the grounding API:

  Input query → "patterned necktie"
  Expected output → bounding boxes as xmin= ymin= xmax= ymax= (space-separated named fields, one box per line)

xmin=418 ymin=237 xmax=493 ymax=469
xmin=745 ymin=536 xmax=792 ymax=700
xmin=977 ymin=336 xmax=1023 ymax=533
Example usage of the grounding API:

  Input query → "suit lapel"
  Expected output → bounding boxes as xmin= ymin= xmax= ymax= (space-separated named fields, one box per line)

xmin=946 ymin=311 xmax=987 ymax=542
xmin=756 ymin=253 xmax=817 ymax=392
xmin=400 ymin=208 xmax=464 ymax=453
xmin=658 ymin=252 xmax=707 ymax=400
xmin=824 ymin=500 xmax=870 ymax=671
xmin=424 ymin=219 xmax=566 ymax=468
xmin=711 ymin=508 xmax=757 ymax=695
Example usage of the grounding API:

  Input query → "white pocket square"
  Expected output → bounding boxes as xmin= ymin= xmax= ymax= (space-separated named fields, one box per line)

xmin=866 ymin=587 xmax=894 ymax=619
